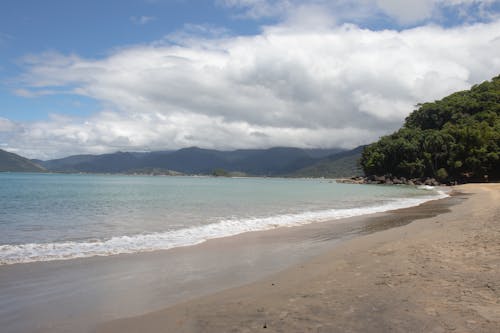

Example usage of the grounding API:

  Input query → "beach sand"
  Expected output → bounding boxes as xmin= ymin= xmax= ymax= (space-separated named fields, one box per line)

xmin=98 ymin=184 xmax=500 ymax=333
xmin=0 ymin=186 xmax=459 ymax=333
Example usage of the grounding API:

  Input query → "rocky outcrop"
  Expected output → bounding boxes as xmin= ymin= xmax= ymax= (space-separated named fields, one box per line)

xmin=336 ymin=175 xmax=444 ymax=186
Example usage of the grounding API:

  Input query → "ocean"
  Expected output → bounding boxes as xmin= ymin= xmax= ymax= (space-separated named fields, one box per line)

xmin=0 ymin=173 xmax=447 ymax=265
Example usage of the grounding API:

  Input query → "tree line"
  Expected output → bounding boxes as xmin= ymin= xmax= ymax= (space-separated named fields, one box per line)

xmin=361 ymin=75 xmax=500 ymax=183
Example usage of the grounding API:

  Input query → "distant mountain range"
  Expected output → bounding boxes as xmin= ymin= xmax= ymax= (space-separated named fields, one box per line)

xmin=289 ymin=146 xmax=365 ymax=178
xmin=0 ymin=149 xmax=46 ymax=172
xmin=1 ymin=146 xmax=364 ymax=178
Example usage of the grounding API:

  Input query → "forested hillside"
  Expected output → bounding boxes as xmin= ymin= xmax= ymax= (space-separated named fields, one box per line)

xmin=361 ymin=75 xmax=500 ymax=183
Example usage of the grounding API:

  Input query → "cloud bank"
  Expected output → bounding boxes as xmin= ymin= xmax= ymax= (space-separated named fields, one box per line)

xmin=219 ymin=0 xmax=500 ymax=25
xmin=4 ymin=14 xmax=500 ymax=158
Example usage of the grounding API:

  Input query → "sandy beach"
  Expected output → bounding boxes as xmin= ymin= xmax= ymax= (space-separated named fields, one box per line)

xmin=98 ymin=184 xmax=500 ymax=333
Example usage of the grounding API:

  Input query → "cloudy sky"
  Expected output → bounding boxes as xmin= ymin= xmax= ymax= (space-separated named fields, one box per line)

xmin=1 ymin=0 xmax=500 ymax=159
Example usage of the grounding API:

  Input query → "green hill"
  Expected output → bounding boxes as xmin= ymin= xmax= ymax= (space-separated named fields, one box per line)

xmin=0 ymin=149 xmax=46 ymax=172
xmin=361 ymin=75 xmax=500 ymax=183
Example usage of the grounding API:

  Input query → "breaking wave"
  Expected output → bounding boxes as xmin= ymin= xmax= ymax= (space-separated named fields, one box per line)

xmin=0 ymin=189 xmax=448 ymax=265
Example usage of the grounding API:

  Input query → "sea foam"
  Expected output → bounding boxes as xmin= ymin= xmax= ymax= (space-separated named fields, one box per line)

xmin=0 ymin=189 xmax=448 ymax=265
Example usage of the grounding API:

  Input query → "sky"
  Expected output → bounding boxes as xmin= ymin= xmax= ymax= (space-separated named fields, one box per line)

xmin=1 ymin=0 xmax=500 ymax=159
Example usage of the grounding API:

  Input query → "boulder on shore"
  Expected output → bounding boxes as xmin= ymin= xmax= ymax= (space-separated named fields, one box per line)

xmin=336 ymin=175 xmax=444 ymax=186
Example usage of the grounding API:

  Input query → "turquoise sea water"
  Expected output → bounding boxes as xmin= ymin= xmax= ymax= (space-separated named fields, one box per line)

xmin=0 ymin=173 xmax=446 ymax=264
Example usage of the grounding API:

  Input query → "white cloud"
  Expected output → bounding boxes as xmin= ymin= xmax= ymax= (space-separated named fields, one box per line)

xmin=0 ymin=118 xmax=18 ymax=150
xmin=13 ymin=88 xmax=61 ymax=98
xmin=6 ymin=112 xmax=380 ymax=159
xmin=0 ymin=118 xmax=16 ymax=132
xmin=6 ymin=19 xmax=500 ymax=158
xmin=219 ymin=0 xmax=500 ymax=25
xmin=376 ymin=0 xmax=435 ymax=24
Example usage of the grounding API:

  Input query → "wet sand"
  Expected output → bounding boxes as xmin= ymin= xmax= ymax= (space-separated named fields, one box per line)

xmin=1 ymin=187 xmax=460 ymax=333
xmin=98 ymin=184 xmax=500 ymax=333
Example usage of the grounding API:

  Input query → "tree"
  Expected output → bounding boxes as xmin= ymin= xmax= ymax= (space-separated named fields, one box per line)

xmin=361 ymin=74 xmax=500 ymax=183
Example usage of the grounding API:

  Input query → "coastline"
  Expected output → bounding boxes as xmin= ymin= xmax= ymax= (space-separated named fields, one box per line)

xmin=98 ymin=184 xmax=500 ymax=333
xmin=1 ymin=180 xmax=447 ymax=266
xmin=1 ymin=185 xmax=457 ymax=333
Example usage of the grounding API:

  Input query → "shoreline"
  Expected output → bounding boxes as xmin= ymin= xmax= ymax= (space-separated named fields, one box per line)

xmin=0 ymin=186 xmax=459 ymax=333
xmin=98 ymin=184 xmax=500 ymax=333
xmin=1 ymin=183 xmax=448 ymax=266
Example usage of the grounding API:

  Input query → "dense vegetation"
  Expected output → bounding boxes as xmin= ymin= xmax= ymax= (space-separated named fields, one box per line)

xmin=361 ymin=75 xmax=500 ymax=183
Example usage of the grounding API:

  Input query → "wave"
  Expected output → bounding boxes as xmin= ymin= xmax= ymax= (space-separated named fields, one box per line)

xmin=0 ymin=189 xmax=448 ymax=265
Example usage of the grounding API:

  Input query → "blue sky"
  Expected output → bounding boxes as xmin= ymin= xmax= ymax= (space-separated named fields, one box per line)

xmin=1 ymin=0 xmax=500 ymax=158
xmin=1 ymin=0 xmax=255 ymax=121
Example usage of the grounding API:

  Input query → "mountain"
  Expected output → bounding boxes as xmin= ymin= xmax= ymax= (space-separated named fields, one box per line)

xmin=38 ymin=154 xmax=100 ymax=172
xmin=230 ymin=147 xmax=315 ymax=175
xmin=0 ymin=149 xmax=46 ymax=172
xmin=142 ymin=147 xmax=232 ymax=174
xmin=38 ymin=152 xmax=141 ymax=173
xmin=139 ymin=147 xmax=338 ymax=175
xmin=289 ymin=146 xmax=365 ymax=178
xmin=361 ymin=74 xmax=500 ymax=183
xmin=302 ymin=148 xmax=344 ymax=158
xmin=38 ymin=147 xmax=345 ymax=176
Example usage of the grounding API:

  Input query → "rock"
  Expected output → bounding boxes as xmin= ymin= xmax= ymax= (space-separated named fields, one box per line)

xmin=421 ymin=178 xmax=441 ymax=186
xmin=357 ymin=175 xmax=445 ymax=186
xmin=336 ymin=178 xmax=365 ymax=184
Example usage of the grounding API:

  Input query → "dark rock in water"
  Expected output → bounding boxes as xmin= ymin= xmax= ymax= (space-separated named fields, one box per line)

xmin=424 ymin=178 xmax=439 ymax=186
xmin=392 ymin=177 xmax=402 ymax=185
xmin=336 ymin=174 xmax=445 ymax=186
xmin=336 ymin=177 xmax=365 ymax=184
